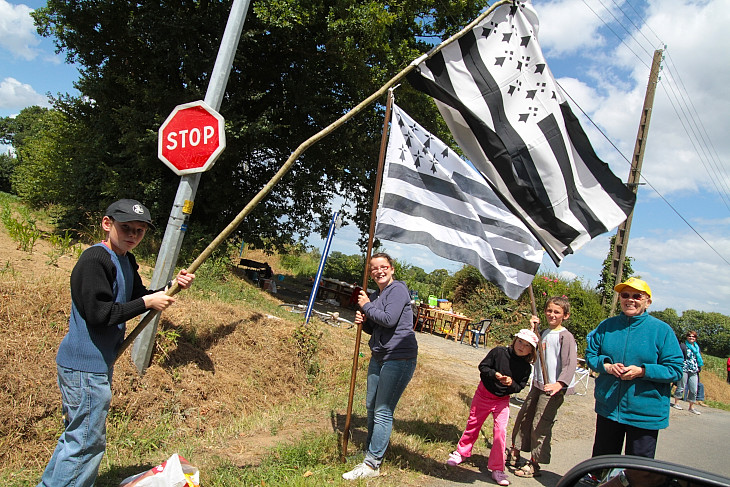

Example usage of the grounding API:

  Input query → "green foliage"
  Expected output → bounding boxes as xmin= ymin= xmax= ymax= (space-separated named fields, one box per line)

xmin=596 ymin=234 xmax=634 ymax=311
xmin=207 ymin=433 xmax=340 ymax=486
xmin=24 ymin=0 xmax=490 ymax=250
xmin=323 ymin=250 xmax=363 ymax=283
xmin=531 ymin=274 xmax=606 ymax=351
xmin=1 ymin=203 xmax=41 ymax=253
xmin=45 ymin=230 xmax=75 ymax=265
xmin=279 ymin=243 xmax=321 ymax=278
xmin=0 ymin=152 xmax=16 ymax=193
xmin=453 ymin=269 xmax=607 ymax=353
xmin=653 ymin=309 xmax=730 ymax=357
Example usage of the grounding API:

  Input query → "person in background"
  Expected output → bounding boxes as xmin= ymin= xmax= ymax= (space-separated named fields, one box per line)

xmin=508 ymin=296 xmax=577 ymax=478
xmin=583 ymin=277 xmax=683 ymax=485
xmin=342 ymin=253 xmax=418 ymax=480
xmin=672 ymin=331 xmax=704 ymax=415
xmin=446 ymin=329 xmax=538 ymax=486
xmin=727 ymin=356 xmax=730 ymax=384
xmin=37 ymin=199 xmax=195 ymax=487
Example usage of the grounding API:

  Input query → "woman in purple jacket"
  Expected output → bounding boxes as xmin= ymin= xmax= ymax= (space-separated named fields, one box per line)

xmin=342 ymin=253 xmax=418 ymax=480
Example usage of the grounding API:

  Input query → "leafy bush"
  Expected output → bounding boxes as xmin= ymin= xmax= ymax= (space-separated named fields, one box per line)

xmin=279 ymin=243 xmax=321 ymax=279
xmin=455 ymin=270 xmax=607 ymax=352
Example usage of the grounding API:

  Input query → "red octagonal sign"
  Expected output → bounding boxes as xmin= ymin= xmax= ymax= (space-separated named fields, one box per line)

xmin=158 ymin=100 xmax=226 ymax=176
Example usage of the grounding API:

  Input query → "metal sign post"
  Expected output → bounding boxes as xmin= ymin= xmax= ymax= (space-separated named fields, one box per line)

xmin=131 ymin=0 xmax=252 ymax=374
xmin=304 ymin=211 xmax=342 ymax=324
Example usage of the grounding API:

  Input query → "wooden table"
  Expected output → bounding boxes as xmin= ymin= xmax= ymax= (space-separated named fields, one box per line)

xmin=431 ymin=309 xmax=471 ymax=342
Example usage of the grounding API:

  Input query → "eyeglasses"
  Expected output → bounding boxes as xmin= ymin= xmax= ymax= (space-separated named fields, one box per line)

xmin=687 ymin=335 xmax=697 ymax=339
xmin=370 ymin=266 xmax=391 ymax=273
xmin=620 ymin=292 xmax=646 ymax=300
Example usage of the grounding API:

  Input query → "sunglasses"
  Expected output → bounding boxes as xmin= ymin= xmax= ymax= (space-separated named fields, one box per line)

xmin=620 ymin=292 xmax=646 ymax=300
xmin=687 ymin=335 xmax=697 ymax=339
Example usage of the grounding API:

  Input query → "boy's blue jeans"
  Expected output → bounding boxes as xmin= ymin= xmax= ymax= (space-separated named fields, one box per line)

xmin=38 ymin=365 xmax=112 ymax=487
xmin=364 ymin=357 xmax=417 ymax=469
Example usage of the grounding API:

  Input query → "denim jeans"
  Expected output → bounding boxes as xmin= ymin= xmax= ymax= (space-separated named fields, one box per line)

xmin=364 ymin=357 xmax=417 ymax=469
xmin=674 ymin=371 xmax=699 ymax=402
xmin=38 ymin=365 xmax=113 ymax=487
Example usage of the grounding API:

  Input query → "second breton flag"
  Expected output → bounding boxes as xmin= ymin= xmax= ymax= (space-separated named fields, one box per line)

xmin=375 ymin=104 xmax=543 ymax=299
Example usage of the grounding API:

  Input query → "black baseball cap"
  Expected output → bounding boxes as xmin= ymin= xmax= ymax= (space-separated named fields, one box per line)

xmin=104 ymin=199 xmax=154 ymax=226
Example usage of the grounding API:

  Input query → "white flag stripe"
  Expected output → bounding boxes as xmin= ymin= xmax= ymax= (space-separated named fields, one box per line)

xmin=375 ymin=104 xmax=543 ymax=299
xmin=408 ymin=2 xmax=635 ymax=265
xmin=383 ymin=163 xmax=538 ymax=249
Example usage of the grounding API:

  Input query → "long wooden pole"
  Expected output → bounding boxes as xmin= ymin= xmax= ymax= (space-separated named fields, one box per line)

xmin=606 ymin=49 xmax=663 ymax=315
xmin=528 ymin=284 xmax=549 ymax=391
xmin=117 ymin=0 xmax=512 ymax=362
xmin=340 ymin=88 xmax=394 ymax=461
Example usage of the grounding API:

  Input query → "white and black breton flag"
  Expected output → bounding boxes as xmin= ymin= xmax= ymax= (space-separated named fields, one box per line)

xmin=407 ymin=1 xmax=635 ymax=265
xmin=375 ymin=104 xmax=543 ymax=299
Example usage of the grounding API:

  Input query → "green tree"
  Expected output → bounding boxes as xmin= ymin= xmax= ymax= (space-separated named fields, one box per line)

xmin=650 ymin=308 xmax=680 ymax=329
xmin=596 ymin=234 xmax=634 ymax=311
xmin=323 ymin=251 xmax=363 ymax=283
xmin=29 ymin=0 xmax=488 ymax=248
xmin=0 ymin=153 xmax=16 ymax=193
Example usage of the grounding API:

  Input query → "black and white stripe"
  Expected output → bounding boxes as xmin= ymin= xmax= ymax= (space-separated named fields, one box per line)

xmin=376 ymin=104 xmax=543 ymax=299
xmin=407 ymin=2 xmax=635 ymax=264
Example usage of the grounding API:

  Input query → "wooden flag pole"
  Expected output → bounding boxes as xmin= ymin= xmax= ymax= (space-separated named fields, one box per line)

xmin=341 ymin=88 xmax=394 ymax=461
xmin=528 ymin=284 xmax=549 ymax=392
xmin=117 ymin=0 xmax=511 ymax=362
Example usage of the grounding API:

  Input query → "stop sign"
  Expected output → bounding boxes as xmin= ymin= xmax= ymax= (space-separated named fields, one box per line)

xmin=158 ymin=100 xmax=226 ymax=176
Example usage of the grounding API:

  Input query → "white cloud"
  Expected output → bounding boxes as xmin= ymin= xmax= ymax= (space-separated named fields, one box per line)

xmin=0 ymin=0 xmax=41 ymax=61
xmin=0 ymin=77 xmax=48 ymax=109
xmin=536 ymin=0 xmax=609 ymax=56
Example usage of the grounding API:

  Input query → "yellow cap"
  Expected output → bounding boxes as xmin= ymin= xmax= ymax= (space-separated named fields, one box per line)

xmin=614 ymin=277 xmax=652 ymax=298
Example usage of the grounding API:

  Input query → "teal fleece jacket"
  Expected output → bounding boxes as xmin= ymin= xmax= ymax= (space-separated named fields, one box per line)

xmin=586 ymin=311 xmax=683 ymax=430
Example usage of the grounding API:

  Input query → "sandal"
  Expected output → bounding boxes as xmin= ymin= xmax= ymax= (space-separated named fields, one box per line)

xmin=505 ymin=448 xmax=522 ymax=467
xmin=514 ymin=461 xmax=541 ymax=478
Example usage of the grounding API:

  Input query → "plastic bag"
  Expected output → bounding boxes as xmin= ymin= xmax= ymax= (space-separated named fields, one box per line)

xmin=119 ymin=453 xmax=199 ymax=487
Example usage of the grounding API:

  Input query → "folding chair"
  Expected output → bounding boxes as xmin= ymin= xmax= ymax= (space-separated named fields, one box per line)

xmin=461 ymin=319 xmax=492 ymax=348
xmin=573 ymin=365 xmax=590 ymax=395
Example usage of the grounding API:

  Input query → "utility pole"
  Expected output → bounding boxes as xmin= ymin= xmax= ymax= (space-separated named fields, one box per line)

xmin=607 ymin=49 xmax=663 ymax=315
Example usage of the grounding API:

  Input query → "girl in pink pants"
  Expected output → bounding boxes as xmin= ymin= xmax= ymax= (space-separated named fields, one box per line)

xmin=447 ymin=329 xmax=538 ymax=486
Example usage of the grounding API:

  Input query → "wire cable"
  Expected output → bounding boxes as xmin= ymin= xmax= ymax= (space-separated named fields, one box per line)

xmin=557 ymin=81 xmax=730 ymax=267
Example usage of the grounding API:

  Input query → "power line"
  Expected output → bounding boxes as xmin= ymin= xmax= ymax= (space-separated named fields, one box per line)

xmin=580 ymin=0 xmax=650 ymax=69
xmin=557 ymin=81 xmax=730 ymax=268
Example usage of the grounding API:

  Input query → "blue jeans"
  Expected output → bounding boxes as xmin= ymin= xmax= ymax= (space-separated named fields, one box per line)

xmin=674 ymin=371 xmax=699 ymax=402
xmin=38 ymin=365 xmax=112 ymax=487
xmin=364 ymin=357 xmax=417 ymax=469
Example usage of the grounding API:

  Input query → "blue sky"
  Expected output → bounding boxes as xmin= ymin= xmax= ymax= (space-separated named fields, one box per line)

xmin=2 ymin=0 xmax=729 ymax=315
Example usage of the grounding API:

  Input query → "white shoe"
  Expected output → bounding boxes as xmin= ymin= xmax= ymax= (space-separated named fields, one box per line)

xmin=492 ymin=469 xmax=510 ymax=486
xmin=343 ymin=463 xmax=380 ymax=480
xmin=671 ymin=403 xmax=683 ymax=410
xmin=689 ymin=408 xmax=701 ymax=415
xmin=447 ymin=450 xmax=463 ymax=466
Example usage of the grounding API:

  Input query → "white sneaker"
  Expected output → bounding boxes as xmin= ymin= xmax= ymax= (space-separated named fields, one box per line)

xmin=492 ymin=469 xmax=510 ymax=486
xmin=447 ymin=450 xmax=463 ymax=466
xmin=689 ymin=408 xmax=701 ymax=415
xmin=342 ymin=463 xmax=380 ymax=480
xmin=671 ymin=403 xmax=683 ymax=410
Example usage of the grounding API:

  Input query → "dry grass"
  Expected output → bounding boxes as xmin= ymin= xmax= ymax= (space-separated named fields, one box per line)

xmin=0 ymin=269 xmax=319 ymax=469
xmin=704 ymin=369 xmax=730 ymax=405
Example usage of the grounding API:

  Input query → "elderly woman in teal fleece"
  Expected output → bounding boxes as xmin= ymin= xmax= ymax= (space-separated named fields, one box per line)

xmin=585 ymin=277 xmax=683 ymax=463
